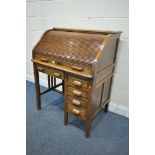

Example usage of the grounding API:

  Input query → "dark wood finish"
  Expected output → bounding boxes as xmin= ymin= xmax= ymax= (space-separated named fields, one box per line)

xmin=32 ymin=28 xmax=121 ymax=138
xmin=48 ymin=75 xmax=50 ymax=89
xmin=36 ymin=64 xmax=64 ymax=79
xmin=51 ymin=76 xmax=53 ymax=88
xmin=67 ymin=104 xmax=86 ymax=120
xmin=67 ymin=75 xmax=89 ymax=90
xmin=67 ymin=95 xmax=87 ymax=108
xmin=33 ymin=63 xmax=41 ymax=110
xmin=67 ymin=86 xmax=88 ymax=100
xmin=32 ymin=59 xmax=93 ymax=78
xmin=54 ymin=77 xmax=56 ymax=86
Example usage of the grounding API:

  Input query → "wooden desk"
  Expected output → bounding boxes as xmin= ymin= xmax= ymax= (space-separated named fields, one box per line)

xmin=32 ymin=28 xmax=122 ymax=138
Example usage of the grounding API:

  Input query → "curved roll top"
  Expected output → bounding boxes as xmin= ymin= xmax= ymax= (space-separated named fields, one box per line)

xmin=33 ymin=30 xmax=106 ymax=69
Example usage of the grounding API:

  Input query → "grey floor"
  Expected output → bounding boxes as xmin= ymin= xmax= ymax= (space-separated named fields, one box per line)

xmin=26 ymin=81 xmax=129 ymax=155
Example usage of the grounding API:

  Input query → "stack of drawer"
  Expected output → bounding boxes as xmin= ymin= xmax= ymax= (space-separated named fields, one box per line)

xmin=66 ymin=75 xmax=91 ymax=120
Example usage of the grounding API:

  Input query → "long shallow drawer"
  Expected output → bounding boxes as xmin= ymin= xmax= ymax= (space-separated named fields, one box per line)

xmin=67 ymin=104 xmax=86 ymax=120
xmin=36 ymin=64 xmax=64 ymax=79
xmin=67 ymin=95 xmax=87 ymax=108
xmin=67 ymin=86 xmax=88 ymax=100
xmin=68 ymin=75 xmax=89 ymax=90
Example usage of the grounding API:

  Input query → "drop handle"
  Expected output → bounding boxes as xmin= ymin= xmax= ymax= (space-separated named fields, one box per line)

xmin=73 ymin=80 xmax=82 ymax=86
xmin=53 ymin=72 xmax=61 ymax=77
xmin=72 ymin=99 xmax=81 ymax=106
xmin=73 ymin=90 xmax=82 ymax=96
xmin=40 ymin=58 xmax=48 ymax=62
xmin=38 ymin=67 xmax=44 ymax=72
xmin=71 ymin=66 xmax=83 ymax=72
xmin=72 ymin=109 xmax=80 ymax=115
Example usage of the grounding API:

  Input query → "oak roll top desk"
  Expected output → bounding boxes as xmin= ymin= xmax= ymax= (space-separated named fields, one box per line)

xmin=32 ymin=28 xmax=122 ymax=138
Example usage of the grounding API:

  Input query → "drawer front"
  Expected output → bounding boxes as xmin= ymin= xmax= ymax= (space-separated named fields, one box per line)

xmin=68 ymin=75 xmax=89 ymax=90
xmin=67 ymin=86 xmax=88 ymax=100
xmin=67 ymin=95 xmax=87 ymax=108
xmin=52 ymin=69 xmax=64 ymax=79
xmin=37 ymin=64 xmax=51 ymax=74
xmin=67 ymin=104 xmax=86 ymax=120
xmin=37 ymin=64 xmax=64 ymax=79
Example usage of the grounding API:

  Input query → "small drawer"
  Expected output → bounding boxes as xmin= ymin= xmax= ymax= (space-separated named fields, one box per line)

xmin=67 ymin=104 xmax=86 ymax=120
xmin=37 ymin=64 xmax=64 ymax=79
xmin=52 ymin=69 xmax=64 ymax=79
xmin=37 ymin=65 xmax=49 ymax=73
xmin=67 ymin=86 xmax=88 ymax=100
xmin=67 ymin=95 xmax=87 ymax=108
xmin=68 ymin=75 xmax=89 ymax=90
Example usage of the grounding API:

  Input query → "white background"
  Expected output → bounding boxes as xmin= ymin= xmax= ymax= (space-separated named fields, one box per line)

xmin=0 ymin=0 xmax=155 ymax=155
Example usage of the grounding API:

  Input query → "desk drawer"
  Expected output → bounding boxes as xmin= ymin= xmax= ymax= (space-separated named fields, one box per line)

xmin=68 ymin=75 xmax=89 ymax=90
xmin=67 ymin=86 xmax=88 ymax=100
xmin=67 ymin=104 xmax=86 ymax=120
xmin=37 ymin=64 xmax=64 ymax=79
xmin=67 ymin=95 xmax=87 ymax=108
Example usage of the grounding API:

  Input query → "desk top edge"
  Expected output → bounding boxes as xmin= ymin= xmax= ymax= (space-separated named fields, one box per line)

xmin=32 ymin=59 xmax=93 ymax=79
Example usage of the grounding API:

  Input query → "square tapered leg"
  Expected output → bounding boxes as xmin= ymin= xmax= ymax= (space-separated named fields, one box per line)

xmin=85 ymin=120 xmax=91 ymax=138
xmin=33 ymin=63 xmax=41 ymax=110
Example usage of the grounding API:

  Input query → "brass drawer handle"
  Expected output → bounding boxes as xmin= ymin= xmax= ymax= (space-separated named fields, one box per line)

xmin=72 ymin=99 xmax=81 ymax=106
xmin=40 ymin=58 xmax=48 ymax=62
xmin=73 ymin=90 xmax=82 ymax=96
xmin=38 ymin=67 xmax=44 ymax=72
xmin=71 ymin=66 xmax=83 ymax=72
xmin=73 ymin=80 xmax=82 ymax=86
xmin=53 ymin=72 xmax=61 ymax=77
xmin=72 ymin=109 xmax=80 ymax=115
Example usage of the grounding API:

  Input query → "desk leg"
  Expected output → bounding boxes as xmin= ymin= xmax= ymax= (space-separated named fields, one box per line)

xmin=48 ymin=75 xmax=51 ymax=89
xmin=104 ymin=77 xmax=112 ymax=113
xmin=33 ymin=63 xmax=41 ymax=110
xmin=85 ymin=119 xmax=91 ymax=138
xmin=54 ymin=77 xmax=56 ymax=86
xmin=104 ymin=102 xmax=109 ymax=113
xmin=51 ymin=76 xmax=53 ymax=88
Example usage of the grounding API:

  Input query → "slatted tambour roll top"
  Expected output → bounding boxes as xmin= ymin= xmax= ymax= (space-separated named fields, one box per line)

xmin=32 ymin=28 xmax=121 ymax=78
